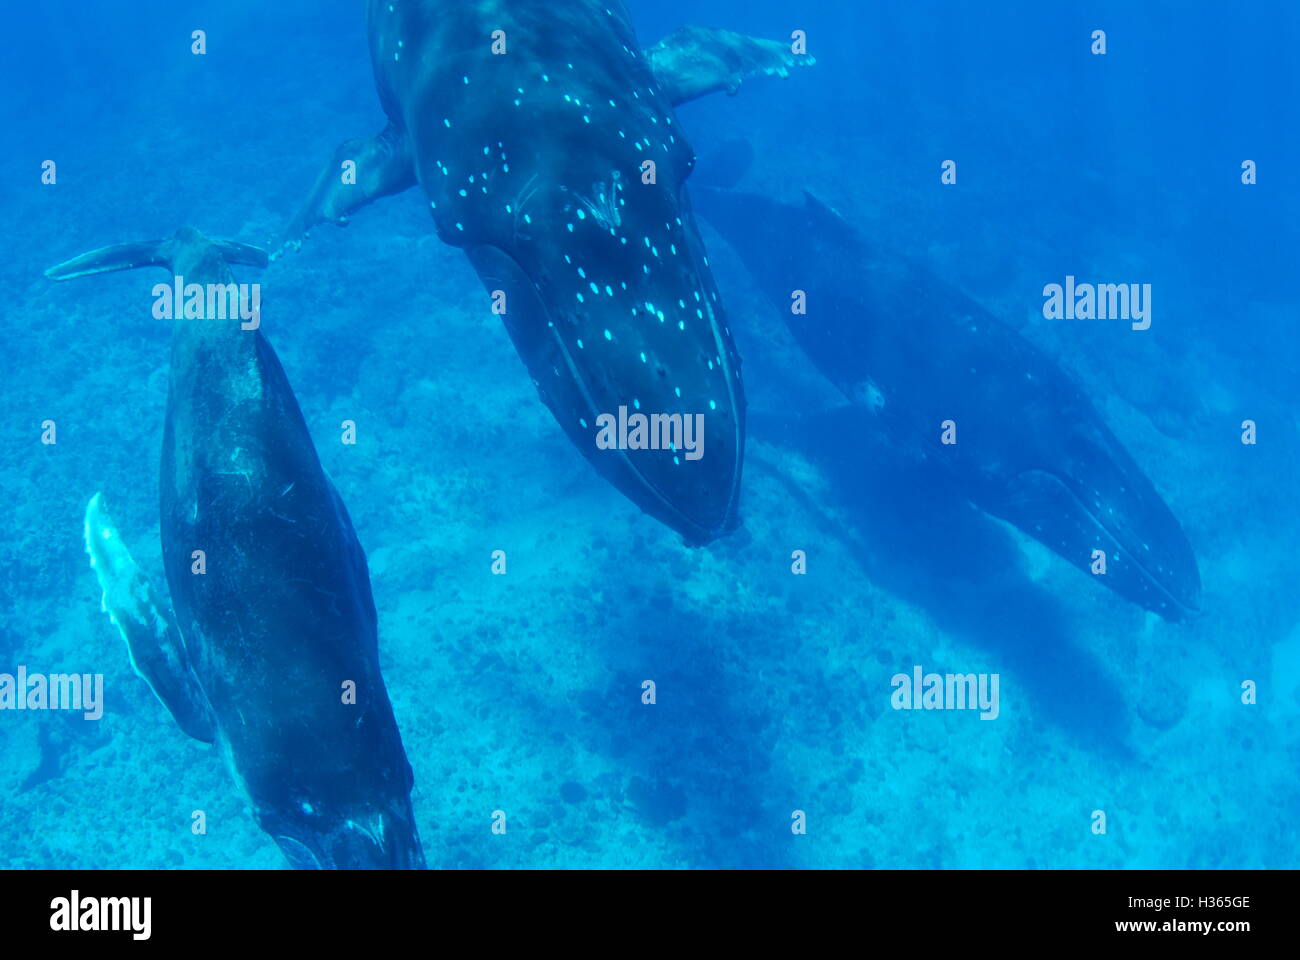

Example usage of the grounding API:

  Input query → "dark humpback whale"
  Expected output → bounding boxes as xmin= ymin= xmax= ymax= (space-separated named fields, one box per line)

xmin=51 ymin=228 xmax=425 ymax=868
xmin=277 ymin=0 xmax=811 ymax=543
xmin=693 ymin=185 xmax=1202 ymax=621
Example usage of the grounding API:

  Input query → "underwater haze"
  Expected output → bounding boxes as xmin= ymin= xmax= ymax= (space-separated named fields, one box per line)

xmin=2 ymin=0 xmax=1298 ymax=869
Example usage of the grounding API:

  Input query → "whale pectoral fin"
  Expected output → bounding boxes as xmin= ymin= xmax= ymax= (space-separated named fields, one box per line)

xmin=83 ymin=493 xmax=216 ymax=744
xmin=44 ymin=241 xmax=169 ymax=280
xmin=274 ymin=122 xmax=416 ymax=258
xmin=991 ymin=469 xmax=1199 ymax=622
xmin=647 ymin=25 xmax=815 ymax=106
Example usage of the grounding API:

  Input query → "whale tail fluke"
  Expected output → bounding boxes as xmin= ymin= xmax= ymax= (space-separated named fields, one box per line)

xmin=83 ymin=493 xmax=217 ymax=744
xmin=208 ymin=238 xmax=270 ymax=268
xmin=46 ymin=229 xmax=268 ymax=281
xmin=272 ymin=121 xmax=415 ymax=260
xmin=44 ymin=241 xmax=170 ymax=280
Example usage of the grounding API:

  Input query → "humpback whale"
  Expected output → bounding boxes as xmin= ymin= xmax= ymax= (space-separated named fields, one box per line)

xmin=693 ymin=184 xmax=1202 ymax=621
xmin=50 ymin=228 xmax=425 ymax=869
xmin=277 ymin=1 xmax=812 ymax=543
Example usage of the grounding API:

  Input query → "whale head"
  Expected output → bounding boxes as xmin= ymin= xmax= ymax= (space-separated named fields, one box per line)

xmin=270 ymin=800 xmax=425 ymax=870
xmin=406 ymin=8 xmax=746 ymax=542
xmin=461 ymin=175 xmax=745 ymax=542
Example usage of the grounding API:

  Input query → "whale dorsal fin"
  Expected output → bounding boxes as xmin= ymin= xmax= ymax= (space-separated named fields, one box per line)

xmin=801 ymin=189 xmax=851 ymax=229
xmin=800 ymin=188 xmax=859 ymax=244
xmin=648 ymin=26 xmax=815 ymax=106
xmin=324 ymin=477 xmax=378 ymax=636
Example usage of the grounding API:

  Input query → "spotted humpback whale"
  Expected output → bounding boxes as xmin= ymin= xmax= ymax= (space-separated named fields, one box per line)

xmin=277 ymin=1 xmax=812 ymax=543
xmin=693 ymin=184 xmax=1202 ymax=621
xmin=50 ymin=228 xmax=425 ymax=868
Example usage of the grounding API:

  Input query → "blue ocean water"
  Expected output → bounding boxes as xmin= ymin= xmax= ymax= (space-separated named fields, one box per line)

xmin=1 ymin=0 xmax=1297 ymax=869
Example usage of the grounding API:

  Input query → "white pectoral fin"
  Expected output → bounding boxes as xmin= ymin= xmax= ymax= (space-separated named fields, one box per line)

xmin=273 ymin=122 xmax=416 ymax=259
xmin=647 ymin=26 xmax=816 ymax=106
xmin=83 ymin=493 xmax=216 ymax=744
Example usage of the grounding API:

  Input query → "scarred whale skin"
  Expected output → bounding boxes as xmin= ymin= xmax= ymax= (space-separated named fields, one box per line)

xmin=50 ymin=228 xmax=425 ymax=868
xmin=693 ymin=185 xmax=1202 ymax=622
xmin=279 ymin=2 xmax=810 ymax=543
